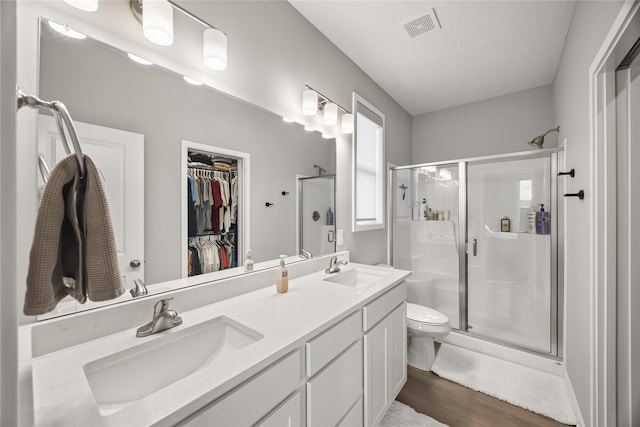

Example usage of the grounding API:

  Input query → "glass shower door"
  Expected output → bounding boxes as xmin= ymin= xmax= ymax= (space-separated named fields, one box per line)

xmin=392 ymin=163 xmax=462 ymax=329
xmin=466 ymin=156 xmax=553 ymax=353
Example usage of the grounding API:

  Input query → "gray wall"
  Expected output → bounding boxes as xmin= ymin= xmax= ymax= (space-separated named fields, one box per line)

xmin=553 ymin=1 xmax=625 ymax=424
xmin=39 ymin=30 xmax=334 ymax=284
xmin=412 ymin=84 xmax=556 ymax=163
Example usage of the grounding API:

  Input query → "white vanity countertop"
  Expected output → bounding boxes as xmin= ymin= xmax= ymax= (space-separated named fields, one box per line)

xmin=22 ymin=263 xmax=410 ymax=427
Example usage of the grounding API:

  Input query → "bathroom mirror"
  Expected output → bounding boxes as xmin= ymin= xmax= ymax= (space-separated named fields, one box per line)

xmin=35 ymin=15 xmax=336 ymax=317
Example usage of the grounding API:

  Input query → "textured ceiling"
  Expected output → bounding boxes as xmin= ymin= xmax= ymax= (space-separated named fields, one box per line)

xmin=289 ymin=1 xmax=576 ymax=116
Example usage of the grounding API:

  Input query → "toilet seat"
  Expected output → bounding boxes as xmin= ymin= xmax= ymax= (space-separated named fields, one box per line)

xmin=407 ymin=303 xmax=448 ymax=326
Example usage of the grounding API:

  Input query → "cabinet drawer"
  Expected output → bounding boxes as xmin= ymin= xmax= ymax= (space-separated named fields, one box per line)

xmin=363 ymin=282 xmax=407 ymax=331
xmin=180 ymin=349 xmax=303 ymax=426
xmin=306 ymin=310 xmax=362 ymax=377
xmin=307 ymin=340 xmax=363 ymax=427
xmin=338 ymin=397 xmax=363 ymax=427
xmin=255 ymin=391 xmax=303 ymax=427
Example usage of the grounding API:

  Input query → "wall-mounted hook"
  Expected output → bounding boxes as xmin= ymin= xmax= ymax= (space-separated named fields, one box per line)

xmin=564 ymin=190 xmax=584 ymax=200
xmin=281 ymin=191 xmax=289 ymax=196
xmin=558 ymin=169 xmax=575 ymax=178
xmin=265 ymin=202 xmax=274 ymax=207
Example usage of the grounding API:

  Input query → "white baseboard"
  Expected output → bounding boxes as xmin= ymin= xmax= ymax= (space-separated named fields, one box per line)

xmin=564 ymin=372 xmax=586 ymax=427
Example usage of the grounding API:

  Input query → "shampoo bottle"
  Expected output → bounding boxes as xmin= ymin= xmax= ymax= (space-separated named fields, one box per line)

xmin=244 ymin=249 xmax=254 ymax=273
xmin=536 ymin=204 xmax=550 ymax=235
xmin=276 ymin=255 xmax=288 ymax=293
xmin=500 ymin=216 xmax=510 ymax=232
xmin=327 ymin=207 xmax=334 ymax=226
xmin=421 ymin=198 xmax=429 ymax=219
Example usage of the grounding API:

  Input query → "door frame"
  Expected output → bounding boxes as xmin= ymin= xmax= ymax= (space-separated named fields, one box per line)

xmin=181 ymin=140 xmax=250 ymax=278
xmin=589 ymin=1 xmax=640 ymax=425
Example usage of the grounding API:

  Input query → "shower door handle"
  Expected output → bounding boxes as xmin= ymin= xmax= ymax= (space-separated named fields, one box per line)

xmin=472 ymin=238 xmax=477 ymax=256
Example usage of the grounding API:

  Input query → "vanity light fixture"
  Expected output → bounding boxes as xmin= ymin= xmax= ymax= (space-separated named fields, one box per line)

xmin=341 ymin=113 xmax=354 ymax=134
xmin=130 ymin=0 xmax=228 ymax=69
xmin=302 ymin=85 xmax=352 ymax=134
xmin=47 ymin=21 xmax=87 ymax=39
xmin=282 ymin=117 xmax=295 ymax=123
xmin=127 ymin=53 xmax=154 ymax=65
xmin=302 ymin=89 xmax=318 ymax=116
xmin=183 ymin=76 xmax=203 ymax=85
xmin=62 ymin=0 xmax=98 ymax=12
xmin=304 ymin=125 xmax=315 ymax=132
xmin=322 ymin=132 xmax=333 ymax=140
xmin=203 ymin=28 xmax=227 ymax=70
xmin=323 ymin=102 xmax=338 ymax=126
xmin=142 ymin=0 xmax=174 ymax=46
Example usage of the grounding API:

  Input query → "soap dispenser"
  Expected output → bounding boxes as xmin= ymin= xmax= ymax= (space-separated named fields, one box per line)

xmin=276 ymin=255 xmax=288 ymax=293
xmin=245 ymin=249 xmax=254 ymax=273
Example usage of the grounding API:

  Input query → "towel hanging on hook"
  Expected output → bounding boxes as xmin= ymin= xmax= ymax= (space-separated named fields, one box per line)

xmin=17 ymin=90 xmax=85 ymax=178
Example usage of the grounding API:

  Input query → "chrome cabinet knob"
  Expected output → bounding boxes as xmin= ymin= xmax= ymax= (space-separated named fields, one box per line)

xmin=130 ymin=259 xmax=141 ymax=268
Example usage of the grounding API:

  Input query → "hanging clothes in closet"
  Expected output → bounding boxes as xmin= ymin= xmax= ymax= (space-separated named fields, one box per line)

xmin=187 ymin=151 xmax=239 ymax=277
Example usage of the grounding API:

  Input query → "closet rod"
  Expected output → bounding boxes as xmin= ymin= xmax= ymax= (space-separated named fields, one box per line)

xmin=17 ymin=90 xmax=85 ymax=178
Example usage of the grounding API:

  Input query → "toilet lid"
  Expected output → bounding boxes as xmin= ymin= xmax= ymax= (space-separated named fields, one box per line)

xmin=407 ymin=303 xmax=449 ymax=325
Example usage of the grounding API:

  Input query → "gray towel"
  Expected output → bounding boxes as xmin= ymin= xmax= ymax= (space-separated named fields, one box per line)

xmin=24 ymin=154 xmax=124 ymax=315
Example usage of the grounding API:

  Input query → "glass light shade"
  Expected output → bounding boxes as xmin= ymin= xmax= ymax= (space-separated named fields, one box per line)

xmin=302 ymin=90 xmax=318 ymax=116
xmin=323 ymin=103 xmax=338 ymax=125
xmin=48 ymin=21 xmax=86 ymax=39
xmin=127 ymin=53 xmax=154 ymax=65
xmin=143 ymin=0 xmax=174 ymax=47
xmin=204 ymin=28 xmax=228 ymax=70
xmin=341 ymin=113 xmax=354 ymax=134
xmin=62 ymin=0 xmax=98 ymax=11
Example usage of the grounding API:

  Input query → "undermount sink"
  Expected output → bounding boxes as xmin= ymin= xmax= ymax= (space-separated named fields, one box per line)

xmin=83 ymin=316 xmax=263 ymax=416
xmin=324 ymin=267 xmax=391 ymax=288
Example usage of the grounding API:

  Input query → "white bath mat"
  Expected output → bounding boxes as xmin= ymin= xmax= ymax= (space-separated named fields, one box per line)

xmin=431 ymin=343 xmax=577 ymax=425
xmin=380 ymin=401 xmax=448 ymax=427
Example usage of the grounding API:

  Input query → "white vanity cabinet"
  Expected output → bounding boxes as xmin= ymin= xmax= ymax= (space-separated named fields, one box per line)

xmin=363 ymin=284 xmax=407 ymax=427
xmin=305 ymin=310 xmax=364 ymax=427
xmin=178 ymin=349 xmax=305 ymax=427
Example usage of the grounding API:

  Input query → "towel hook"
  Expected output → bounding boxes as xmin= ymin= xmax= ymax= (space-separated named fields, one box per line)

xmin=17 ymin=90 xmax=85 ymax=178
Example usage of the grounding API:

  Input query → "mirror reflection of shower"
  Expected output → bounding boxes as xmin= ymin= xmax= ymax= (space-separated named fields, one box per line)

xmin=297 ymin=174 xmax=336 ymax=258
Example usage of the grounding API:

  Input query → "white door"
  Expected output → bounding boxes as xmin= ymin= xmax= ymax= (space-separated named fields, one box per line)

xmin=37 ymin=115 xmax=144 ymax=304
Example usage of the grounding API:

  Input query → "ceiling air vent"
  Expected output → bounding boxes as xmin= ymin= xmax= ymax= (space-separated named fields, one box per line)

xmin=401 ymin=9 xmax=441 ymax=39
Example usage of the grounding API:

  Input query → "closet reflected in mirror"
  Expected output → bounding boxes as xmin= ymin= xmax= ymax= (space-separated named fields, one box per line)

xmin=36 ymin=15 xmax=335 ymax=318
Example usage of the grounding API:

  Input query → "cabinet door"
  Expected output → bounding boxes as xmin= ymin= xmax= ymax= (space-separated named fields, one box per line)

xmin=255 ymin=391 xmax=303 ymax=427
xmin=364 ymin=303 xmax=407 ymax=427
xmin=364 ymin=320 xmax=388 ymax=427
xmin=388 ymin=303 xmax=407 ymax=399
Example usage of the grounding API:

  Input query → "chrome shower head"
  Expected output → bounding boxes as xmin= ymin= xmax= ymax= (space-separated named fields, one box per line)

xmin=528 ymin=126 xmax=560 ymax=149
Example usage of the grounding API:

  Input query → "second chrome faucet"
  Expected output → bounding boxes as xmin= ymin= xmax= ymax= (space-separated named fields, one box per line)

xmin=137 ymin=298 xmax=183 ymax=337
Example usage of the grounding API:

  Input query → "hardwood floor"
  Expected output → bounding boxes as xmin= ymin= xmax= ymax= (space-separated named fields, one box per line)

xmin=397 ymin=366 xmax=574 ymax=427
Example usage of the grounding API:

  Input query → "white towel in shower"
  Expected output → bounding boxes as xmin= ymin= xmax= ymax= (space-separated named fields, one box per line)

xmin=24 ymin=154 xmax=124 ymax=315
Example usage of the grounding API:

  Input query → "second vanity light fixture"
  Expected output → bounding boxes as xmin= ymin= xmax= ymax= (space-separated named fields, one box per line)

xmin=130 ymin=0 xmax=228 ymax=70
xmin=302 ymin=85 xmax=353 ymax=134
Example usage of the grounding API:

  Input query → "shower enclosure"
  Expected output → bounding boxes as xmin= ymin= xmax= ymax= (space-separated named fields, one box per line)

xmin=298 ymin=175 xmax=336 ymax=257
xmin=390 ymin=149 xmax=562 ymax=357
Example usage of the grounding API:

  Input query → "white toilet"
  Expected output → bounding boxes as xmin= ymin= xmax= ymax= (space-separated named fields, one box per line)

xmin=406 ymin=303 xmax=451 ymax=371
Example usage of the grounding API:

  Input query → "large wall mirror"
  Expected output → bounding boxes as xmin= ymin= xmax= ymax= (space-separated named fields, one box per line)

xmin=34 ymin=12 xmax=336 ymax=318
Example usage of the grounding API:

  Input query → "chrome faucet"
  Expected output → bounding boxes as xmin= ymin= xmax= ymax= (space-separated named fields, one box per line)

xmin=136 ymin=298 xmax=183 ymax=337
xmin=129 ymin=278 xmax=148 ymax=298
xmin=325 ymin=255 xmax=348 ymax=274
xmin=300 ymin=249 xmax=313 ymax=259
